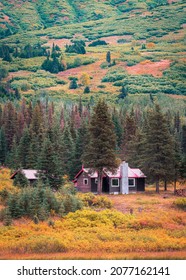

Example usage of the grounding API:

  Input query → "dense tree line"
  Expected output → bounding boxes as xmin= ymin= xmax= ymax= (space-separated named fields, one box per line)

xmin=0 ymin=43 xmax=48 ymax=62
xmin=0 ymin=98 xmax=185 ymax=192
xmin=0 ymin=67 xmax=21 ymax=102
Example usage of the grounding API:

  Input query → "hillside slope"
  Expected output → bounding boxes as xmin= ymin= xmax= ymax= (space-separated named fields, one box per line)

xmin=0 ymin=0 xmax=184 ymax=37
xmin=0 ymin=0 xmax=185 ymax=100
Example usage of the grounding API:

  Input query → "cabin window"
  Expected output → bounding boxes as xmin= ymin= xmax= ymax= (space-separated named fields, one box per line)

xmin=95 ymin=179 xmax=98 ymax=184
xmin=128 ymin=178 xmax=135 ymax=187
xmin=111 ymin=178 xmax=119 ymax=187
xmin=83 ymin=178 xmax=88 ymax=185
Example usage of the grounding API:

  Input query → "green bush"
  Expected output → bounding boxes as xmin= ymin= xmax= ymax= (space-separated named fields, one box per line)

xmin=6 ymin=180 xmax=83 ymax=221
xmin=102 ymin=71 xmax=126 ymax=83
xmin=88 ymin=40 xmax=108 ymax=47
xmin=84 ymin=86 xmax=90 ymax=94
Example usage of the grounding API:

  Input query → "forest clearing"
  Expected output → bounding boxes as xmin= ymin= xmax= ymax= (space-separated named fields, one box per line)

xmin=0 ymin=168 xmax=185 ymax=260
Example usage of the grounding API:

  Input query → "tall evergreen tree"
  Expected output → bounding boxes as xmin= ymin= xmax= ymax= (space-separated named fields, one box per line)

xmin=3 ymin=101 xmax=17 ymax=150
xmin=120 ymin=112 xmax=137 ymax=160
xmin=38 ymin=137 xmax=56 ymax=186
xmin=141 ymin=104 xmax=175 ymax=193
xmin=83 ymin=99 xmax=118 ymax=194
xmin=18 ymin=127 xmax=31 ymax=168
xmin=0 ymin=128 xmax=7 ymax=164
xmin=106 ymin=51 xmax=111 ymax=64
xmin=6 ymin=135 xmax=20 ymax=169
xmin=74 ymin=121 xmax=89 ymax=176
xmin=60 ymin=125 xmax=75 ymax=179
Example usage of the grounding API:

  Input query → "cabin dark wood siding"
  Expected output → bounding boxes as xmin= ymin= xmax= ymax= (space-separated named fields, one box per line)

xmin=109 ymin=177 xmax=120 ymax=193
xmin=76 ymin=172 xmax=91 ymax=192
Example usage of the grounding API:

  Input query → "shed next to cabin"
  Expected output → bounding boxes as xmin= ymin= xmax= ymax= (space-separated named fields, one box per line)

xmin=10 ymin=169 xmax=39 ymax=185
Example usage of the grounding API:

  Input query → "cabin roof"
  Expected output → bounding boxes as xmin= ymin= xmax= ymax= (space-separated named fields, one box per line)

xmin=74 ymin=166 xmax=146 ymax=179
xmin=10 ymin=169 xmax=39 ymax=180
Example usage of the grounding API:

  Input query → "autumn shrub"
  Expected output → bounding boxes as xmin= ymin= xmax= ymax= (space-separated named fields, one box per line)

xmin=3 ymin=208 xmax=12 ymax=226
xmin=78 ymin=193 xmax=113 ymax=209
xmin=129 ymin=218 xmax=163 ymax=230
xmin=173 ymin=198 xmax=186 ymax=211
xmin=64 ymin=209 xmax=134 ymax=229
xmin=146 ymin=42 xmax=156 ymax=49
xmin=92 ymin=196 xmax=113 ymax=208
xmin=0 ymin=168 xmax=18 ymax=194
xmin=78 ymin=192 xmax=96 ymax=207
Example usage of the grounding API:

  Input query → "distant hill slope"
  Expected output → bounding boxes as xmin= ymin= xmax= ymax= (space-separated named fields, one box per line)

xmin=0 ymin=0 xmax=185 ymax=99
xmin=0 ymin=0 xmax=184 ymax=38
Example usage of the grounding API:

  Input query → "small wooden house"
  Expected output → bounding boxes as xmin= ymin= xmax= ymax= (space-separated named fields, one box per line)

xmin=73 ymin=162 xmax=146 ymax=194
xmin=10 ymin=169 xmax=39 ymax=185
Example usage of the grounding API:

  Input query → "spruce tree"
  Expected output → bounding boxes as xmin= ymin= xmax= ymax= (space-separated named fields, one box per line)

xmin=18 ymin=128 xmax=30 ymax=168
xmin=83 ymin=99 xmax=118 ymax=194
xmin=3 ymin=101 xmax=17 ymax=150
xmin=6 ymin=136 xmax=20 ymax=169
xmin=141 ymin=104 xmax=175 ymax=193
xmin=13 ymin=171 xmax=29 ymax=188
xmin=69 ymin=79 xmax=78 ymax=89
xmin=0 ymin=128 xmax=7 ymax=164
xmin=112 ymin=109 xmax=123 ymax=149
xmin=59 ymin=125 xmax=76 ymax=179
xmin=106 ymin=51 xmax=111 ymax=64
xmin=38 ymin=137 xmax=55 ymax=186
xmin=120 ymin=112 xmax=137 ymax=160
xmin=74 ymin=122 xmax=89 ymax=176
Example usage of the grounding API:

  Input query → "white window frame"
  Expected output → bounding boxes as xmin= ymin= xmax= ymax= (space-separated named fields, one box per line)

xmin=128 ymin=178 xmax=135 ymax=187
xmin=111 ymin=178 xmax=119 ymax=187
xmin=95 ymin=178 xmax=98 ymax=184
xmin=83 ymin=178 xmax=88 ymax=185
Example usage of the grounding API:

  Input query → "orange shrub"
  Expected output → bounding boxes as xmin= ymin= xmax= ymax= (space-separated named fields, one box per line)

xmin=146 ymin=42 xmax=156 ymax=48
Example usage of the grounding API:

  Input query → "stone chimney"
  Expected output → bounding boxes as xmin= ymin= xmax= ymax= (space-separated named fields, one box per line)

xmin=120 ymin=161 xmax=129 ymax=194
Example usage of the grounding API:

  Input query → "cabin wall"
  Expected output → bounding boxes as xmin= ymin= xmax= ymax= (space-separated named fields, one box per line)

xmin=75 ymin=173 xmax=145 ymax=194
xmin=76 ymin=172 xmax=91 ymax=192
xmin=109 ymin=177 xmax=120 ymax=194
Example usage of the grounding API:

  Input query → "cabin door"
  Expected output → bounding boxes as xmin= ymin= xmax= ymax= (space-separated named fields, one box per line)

xmin=91 ymin=178 xmax=97 ymax=192
xmin=102 ymin=177 xmax=109 ymax=193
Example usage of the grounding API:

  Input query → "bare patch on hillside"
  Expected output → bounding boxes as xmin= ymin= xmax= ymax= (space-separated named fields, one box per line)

xmin=43 ymin=37 xmax=72 ymax=49
xmin=97 ymin=35 xmax=133 ymax=45
xmin=126 ymin=60 xmax=171 ymax=77
xmin=7 ymin=71 xmax=32 ymax=80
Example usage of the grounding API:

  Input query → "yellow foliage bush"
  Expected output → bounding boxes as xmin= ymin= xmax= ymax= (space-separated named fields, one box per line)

xmin=0 ymin=207 xmax=186 ymax=255
xmin=0 ymin=168 xmax=18 ymax=195
xmin=78 ymin=193 xmax=113 ymax=208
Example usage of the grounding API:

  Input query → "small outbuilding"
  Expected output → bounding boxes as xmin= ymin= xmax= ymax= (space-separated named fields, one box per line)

xmin=10 ymin=169 xmax=39 ymax=185
xmin=73 ymin=162 xmax=146 ymax=194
